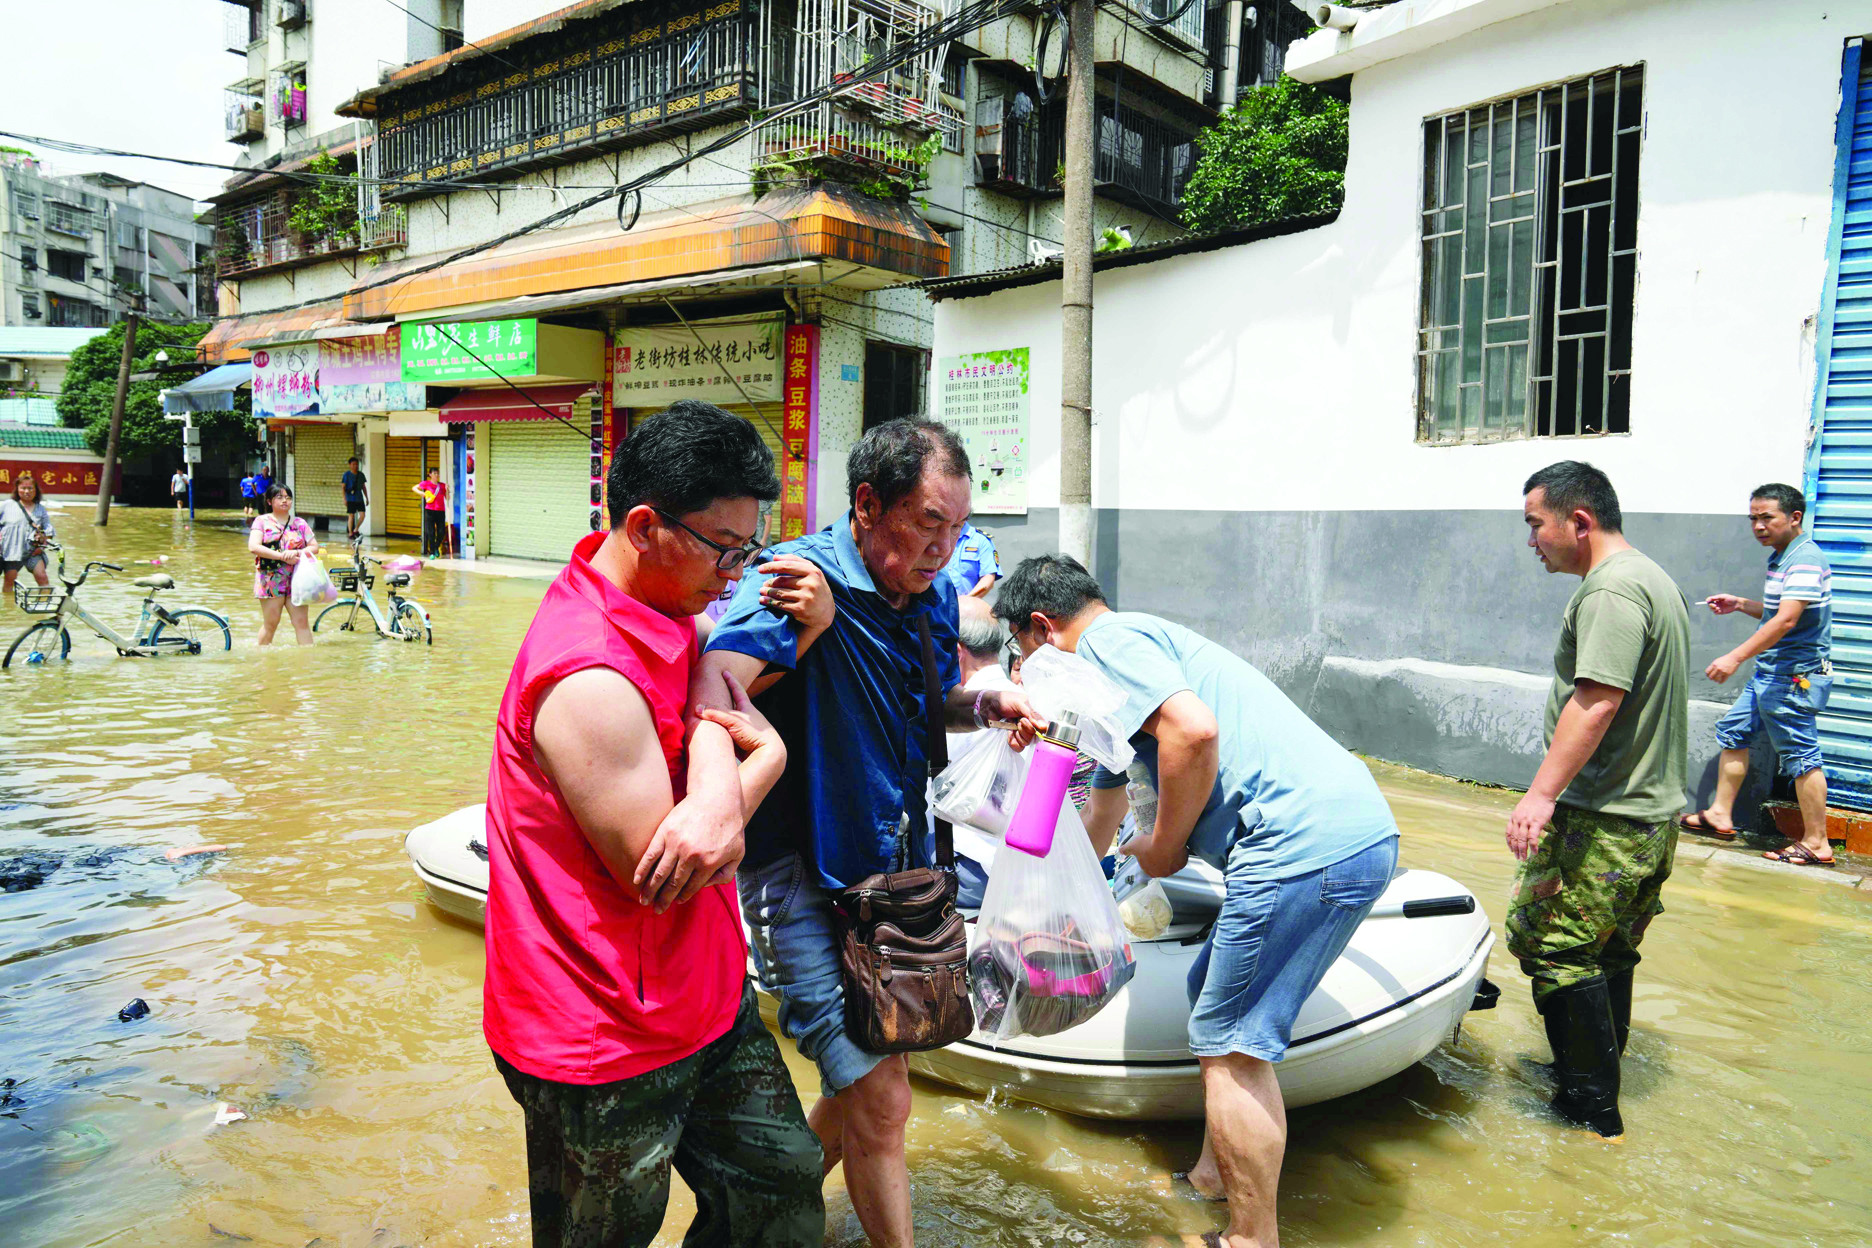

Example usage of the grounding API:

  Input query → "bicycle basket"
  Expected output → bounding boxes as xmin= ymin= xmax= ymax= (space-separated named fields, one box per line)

xmin=332 ymin=567 xmax=369 ymax=593
xmin=14 ymin=585 xmax=63 ymax=614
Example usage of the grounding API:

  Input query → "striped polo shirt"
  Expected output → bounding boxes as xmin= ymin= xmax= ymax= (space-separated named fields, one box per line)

xmin=1759 ymin=532 xmax=1831 ymax=671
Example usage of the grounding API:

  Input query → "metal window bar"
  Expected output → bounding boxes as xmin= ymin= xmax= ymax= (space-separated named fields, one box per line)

xmin=1417 ymin=67 xmax=1642 ymax=445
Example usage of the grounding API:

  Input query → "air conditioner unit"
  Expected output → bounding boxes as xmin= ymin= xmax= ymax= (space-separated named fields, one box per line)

xmin=0 ymin=361 xmax=23 ymax=382
xmin=278 ymin=0 xmax=308 ymax=28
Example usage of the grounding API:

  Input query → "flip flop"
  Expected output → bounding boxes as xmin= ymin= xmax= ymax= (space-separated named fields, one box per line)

xmin=1678 ymin=812 xmax=1736 ymax=841
xmin=1763 ymin=843 xmax=1836 ymax=867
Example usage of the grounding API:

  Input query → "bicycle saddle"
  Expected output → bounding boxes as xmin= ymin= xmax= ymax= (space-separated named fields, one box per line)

xmin=134 ymin=574 xmax=175 ymax=590
xmin=386 ymin=572 xmax=412 ymax=587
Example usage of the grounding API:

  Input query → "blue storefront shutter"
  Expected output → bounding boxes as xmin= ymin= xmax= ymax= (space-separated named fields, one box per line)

xmin=1809 ymin=39 xmax=1872 ymax=807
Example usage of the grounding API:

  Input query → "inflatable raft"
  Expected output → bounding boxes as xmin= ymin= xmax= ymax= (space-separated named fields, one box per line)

xmin=406 ymin=805 xmax=1496 ymax=1119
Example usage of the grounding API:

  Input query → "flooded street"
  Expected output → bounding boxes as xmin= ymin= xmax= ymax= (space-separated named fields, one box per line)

xmin=4 ymin=507 xmax=1871 ymax=1248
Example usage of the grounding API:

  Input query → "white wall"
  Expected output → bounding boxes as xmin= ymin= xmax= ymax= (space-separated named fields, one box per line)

xmin=933 ymin=0 xmax=1858 ymax=515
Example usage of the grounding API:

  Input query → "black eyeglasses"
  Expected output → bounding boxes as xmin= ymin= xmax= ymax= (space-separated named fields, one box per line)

xmin=655 ymin=509 xmax=769 ymax=571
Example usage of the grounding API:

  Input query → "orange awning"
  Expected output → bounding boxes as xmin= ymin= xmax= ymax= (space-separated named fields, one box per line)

xmin=342 ymin=184 xmax=948 ymax=322
xmin=199 ymin=301 xmax=351 ymax=363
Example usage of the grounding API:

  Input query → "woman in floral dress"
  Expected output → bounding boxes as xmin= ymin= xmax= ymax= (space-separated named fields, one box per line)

xmin=248 ymin=484 xmax=320 ymax=645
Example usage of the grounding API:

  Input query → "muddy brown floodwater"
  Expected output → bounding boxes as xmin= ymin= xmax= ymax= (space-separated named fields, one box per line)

xmin=3 ymin=507 xmax=1871 ymax=1247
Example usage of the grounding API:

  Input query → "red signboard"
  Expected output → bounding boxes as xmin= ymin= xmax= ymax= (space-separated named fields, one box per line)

xmin=780 ymin=325 xmax=818 ymax=542
xmin=0 ymin=459 xmax=107 ymax=496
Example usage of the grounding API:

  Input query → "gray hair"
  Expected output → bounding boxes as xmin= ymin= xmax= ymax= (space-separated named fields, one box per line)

xmin=846 ymin=418 xmax=970 ymax=510
xmin=957 ymin=603 xmax=1005 ymax=659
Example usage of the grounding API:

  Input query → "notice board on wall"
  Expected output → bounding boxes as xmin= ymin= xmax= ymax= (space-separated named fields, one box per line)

xmin=935 ymin=348 xmax=1028 ymax=514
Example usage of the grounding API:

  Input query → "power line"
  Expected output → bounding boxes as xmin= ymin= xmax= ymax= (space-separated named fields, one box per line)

xmin=0 ymin=129 xmax=764 ymax=197
xmin=375 ymin=0 xmax=532 ymax=84
xmin=202 ymin=0 xmax=1033 ymax=325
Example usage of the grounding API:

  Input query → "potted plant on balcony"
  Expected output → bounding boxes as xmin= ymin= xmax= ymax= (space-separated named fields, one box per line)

xmin=287 ymin=151 xmax=360 ymax=256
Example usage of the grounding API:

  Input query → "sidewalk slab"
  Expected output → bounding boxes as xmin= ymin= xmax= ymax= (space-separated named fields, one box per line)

xmin=423 ymin=555 xmax=561 ymax=580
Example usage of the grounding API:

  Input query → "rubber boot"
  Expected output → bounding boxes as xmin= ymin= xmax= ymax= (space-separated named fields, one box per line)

xmin=1606 ymin=969 xmax=1633 ymax=1057
xmin=1544 ymin=976 xmax=1624 ymax=1138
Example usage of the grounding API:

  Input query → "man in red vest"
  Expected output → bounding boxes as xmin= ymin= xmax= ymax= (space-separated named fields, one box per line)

xmin=484 ymin=400 xmax=830 ymax=1247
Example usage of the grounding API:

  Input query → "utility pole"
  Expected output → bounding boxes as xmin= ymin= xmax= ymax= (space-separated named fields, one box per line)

xmin=95 ymin=311 xmax=139 ymax=527
xmin=1057 ymin=0 xmax=1096 ymax=566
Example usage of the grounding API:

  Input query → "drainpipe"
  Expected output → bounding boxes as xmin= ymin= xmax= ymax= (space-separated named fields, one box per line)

xmin=1309 ymin=3 xmax=1362 ymax=31
xmin=1219 ymin=0 xmax=1243 ymax=110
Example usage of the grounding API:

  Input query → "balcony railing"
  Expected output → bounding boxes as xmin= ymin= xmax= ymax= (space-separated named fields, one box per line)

xmin=226 ymin=91 xmax=265 ymax=142
xmin=223 ymin=0 xmax=261 ymax=53
xmin=373 ymin=2 xmax=762 ymax=197
xmin=1124 ymin=0 xmax=1205 ymax=50
xmin=358 ymin=205 xmax=407 ymax=251
xmin=976 ymin=97 xmax=1196 ymax=216
xmin=216 ymin=190 xmax=358 ymax=277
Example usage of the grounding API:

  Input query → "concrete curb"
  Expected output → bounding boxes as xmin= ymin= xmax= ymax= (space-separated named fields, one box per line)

xmin=1675 ymin=836 xmax=1869 ymax=890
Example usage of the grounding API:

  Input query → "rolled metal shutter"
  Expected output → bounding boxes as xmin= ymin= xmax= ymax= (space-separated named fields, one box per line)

xmin=488 ymin=419 xmax=590 ymax=562
xmin=626 ymin=403 xmax=783 ymax=465
xmin=384 ymin=437 xmax=426 ymax=537
xmin=1810 ymin=42 xmax=1872 ymax=806
xmin=293 ymin=424 xmax=356 ymax=518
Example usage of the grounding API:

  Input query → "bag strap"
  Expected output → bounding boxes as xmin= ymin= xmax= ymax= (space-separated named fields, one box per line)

xmin=915 ymin=613 xmax=953 ymax=869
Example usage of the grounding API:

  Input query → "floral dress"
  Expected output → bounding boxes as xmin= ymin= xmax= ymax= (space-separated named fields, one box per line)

xmin=252 ymin=515 xmax=313 ymax=600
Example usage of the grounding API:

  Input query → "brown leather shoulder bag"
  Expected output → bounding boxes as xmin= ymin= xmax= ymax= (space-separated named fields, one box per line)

xmin=825 ymin=613 xmax=975 ymax=1053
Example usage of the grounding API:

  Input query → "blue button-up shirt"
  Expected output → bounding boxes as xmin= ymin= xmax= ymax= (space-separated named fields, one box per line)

xmin=941 ymin=520 xmax=1001 ymax=598
xmin=705 ymin=512 xmax=962 ymax=889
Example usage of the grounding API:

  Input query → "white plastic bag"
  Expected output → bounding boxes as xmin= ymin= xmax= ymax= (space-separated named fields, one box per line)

xmin=969 ymin=799 xmax=1136 ymax=1041
xmin=1017 ymin=645 xmax=1135 ymax=773
xmin=1111 ymin=853 xmax=1173 ymax=941
xmin=931 ymin=729 xmax=1030 ymax=836
xmin=290 ymin=555 xmax=337 ymax=607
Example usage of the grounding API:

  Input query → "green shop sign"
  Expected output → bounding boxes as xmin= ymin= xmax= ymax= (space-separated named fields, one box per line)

xmin=401 ymin=319 xmax=538 ymax=382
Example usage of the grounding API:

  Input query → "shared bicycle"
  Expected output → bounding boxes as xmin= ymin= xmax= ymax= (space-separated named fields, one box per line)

xmin=4 ymin=541 xmax=233 ymax=668
xmin=311 ymin=537 xmax=433 ymax=645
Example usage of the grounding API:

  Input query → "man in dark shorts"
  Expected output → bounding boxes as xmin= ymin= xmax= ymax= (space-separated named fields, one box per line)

xmin=1508 ymin=460 xmax=1689 ymax=1139
xmin=340 ymin=457 xmax=368 ymax=540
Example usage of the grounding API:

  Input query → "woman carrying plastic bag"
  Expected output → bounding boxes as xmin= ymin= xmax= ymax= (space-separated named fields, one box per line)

xmin=248 ymin=483 xmax=323 ymax=646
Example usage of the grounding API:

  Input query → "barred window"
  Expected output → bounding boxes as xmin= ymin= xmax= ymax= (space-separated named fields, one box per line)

xmin=1417 ymin=67 xmax=1642 ymax=444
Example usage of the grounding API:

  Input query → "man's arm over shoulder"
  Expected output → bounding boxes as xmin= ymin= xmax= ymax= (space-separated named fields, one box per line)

xmin=530 ymin=666 xmax=676 ymax=891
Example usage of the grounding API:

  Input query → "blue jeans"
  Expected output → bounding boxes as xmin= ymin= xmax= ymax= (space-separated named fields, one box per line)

xmin=1186 ymin=835 xmax=1399 ymax=1061
xmin=1714 ymin=667 xmax=1831 ymax=777
xmin=738 ymin=854 xmax=886 ymax=1098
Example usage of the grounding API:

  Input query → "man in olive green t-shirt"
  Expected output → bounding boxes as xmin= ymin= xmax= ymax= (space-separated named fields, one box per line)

xmin=1507 ymin=461 xmax=1689 ymax=1141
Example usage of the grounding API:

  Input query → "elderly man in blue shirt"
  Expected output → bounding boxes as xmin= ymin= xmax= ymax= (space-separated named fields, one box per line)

xmin=995 ymin=553 xmax=1400 ymax=1248
xmin=693 ymin=418 xmax=1041 ymax=1248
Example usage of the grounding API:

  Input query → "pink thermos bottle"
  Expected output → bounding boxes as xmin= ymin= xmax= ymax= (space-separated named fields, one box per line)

xmin=1003 ymin=712 xmax=1083 ymax=857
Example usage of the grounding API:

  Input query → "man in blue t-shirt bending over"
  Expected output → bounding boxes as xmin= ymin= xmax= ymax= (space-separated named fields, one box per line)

xmin=995 ymin=554 xmax=1399 ymax=1248
xmin=1686 ymin=482 xmax=1836 ymax=866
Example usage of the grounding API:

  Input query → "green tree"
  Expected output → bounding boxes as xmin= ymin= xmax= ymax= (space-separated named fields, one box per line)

xmin=56 ymin=322 xmax=250 ymax=458
xmin=1178 ymin=78 xmax=1349 ymax=233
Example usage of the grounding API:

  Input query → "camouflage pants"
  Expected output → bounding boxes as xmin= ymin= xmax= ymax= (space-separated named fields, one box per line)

xmin=1505 ymin=804 xmax=1678 ymax=1008
xmin=495 ymin=982 xmax=824 ymax=1248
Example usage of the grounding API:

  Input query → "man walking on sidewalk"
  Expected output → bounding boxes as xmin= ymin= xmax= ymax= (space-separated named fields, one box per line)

xmin=1682 ymin=483 xmax=1836 ymax=866
xmin=1509 ymin=461 xmax=1689 ymax=1139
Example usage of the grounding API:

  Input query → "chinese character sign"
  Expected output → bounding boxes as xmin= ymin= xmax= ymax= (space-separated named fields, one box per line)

xmin=321 ymin=326 xmax=428 ymax=412
xmin=779 ymin=325 xmax=818 ymax=543
xmin=1 ymin=458 xmax=107 ymax=496
xmin=612 ymin=315 xmax=784 ymax=406
xmin=401 ymin=319 xmax=538 ymax=383
xmin=252 ymin=343 xmax=322 ymax=420
xmin=935 ymin=348 xmax=1027 ymax=514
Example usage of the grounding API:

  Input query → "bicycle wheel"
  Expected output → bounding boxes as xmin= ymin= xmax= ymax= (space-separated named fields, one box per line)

xmin=313 ymin=598 xmax=363 ymax=633
xmin=148 ymin=609 xmax=232 ymax=656
xmin=391 ymin=599 xmax=432 ymax=645
xmin=4 ymin=620 xmax=70 ymax=668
